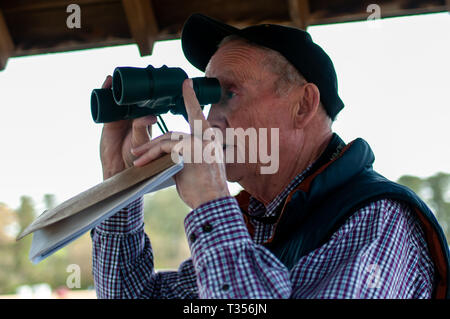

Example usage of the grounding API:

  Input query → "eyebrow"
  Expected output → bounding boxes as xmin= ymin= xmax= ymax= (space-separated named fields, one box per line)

xmin=217 ymin=72 xmax=240 ymax=88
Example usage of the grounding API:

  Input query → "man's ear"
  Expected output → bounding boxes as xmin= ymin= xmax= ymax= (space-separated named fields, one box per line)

xmin=292 ymin=83 xmax=320 ymax=129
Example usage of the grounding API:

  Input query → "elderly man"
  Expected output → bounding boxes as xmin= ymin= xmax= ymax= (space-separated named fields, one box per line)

xmin=91 ymin=14 xmax=449 ymax=298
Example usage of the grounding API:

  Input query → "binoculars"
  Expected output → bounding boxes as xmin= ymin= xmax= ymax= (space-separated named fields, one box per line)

xmin=91 ymin=65 xmax=222 ymax=123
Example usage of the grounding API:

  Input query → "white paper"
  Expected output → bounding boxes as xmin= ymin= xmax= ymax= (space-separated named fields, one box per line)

xmin=29 ymin=160 xmax=183 ymax=263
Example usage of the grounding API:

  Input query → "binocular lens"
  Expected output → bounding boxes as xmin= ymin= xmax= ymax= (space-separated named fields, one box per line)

xmin=112 ymin=67 xmax=152 ymax=105
xmin=91 ymin=90 xmax=100 ymax=122
xmin=91 ymin=88 xmax=128 ymax=123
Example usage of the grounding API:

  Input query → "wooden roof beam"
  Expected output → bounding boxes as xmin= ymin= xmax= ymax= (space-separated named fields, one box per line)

xmin=0 ymin=8 xmax=14 ymax=71
xmin=121 ymin=0 xmax=159 ymax=56
xmin=288 ymin=0 xmax=310 ymax=30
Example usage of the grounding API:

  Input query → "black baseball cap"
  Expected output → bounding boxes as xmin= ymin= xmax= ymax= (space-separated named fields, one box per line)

xmin=181 ymin=13 xmax=344 ymax=121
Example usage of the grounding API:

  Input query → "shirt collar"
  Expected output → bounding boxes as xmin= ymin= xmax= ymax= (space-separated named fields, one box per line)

xmin=246 ymin=133 xmax=346 ymax=220
xmin=247 ymin=164 xmax=313 ymax=218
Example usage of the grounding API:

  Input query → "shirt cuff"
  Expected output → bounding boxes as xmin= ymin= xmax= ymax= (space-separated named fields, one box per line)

xmin=95 ymin=197 xmax=144 ymax=234
xmin=184 ymin=196 xmax=252 ymax=266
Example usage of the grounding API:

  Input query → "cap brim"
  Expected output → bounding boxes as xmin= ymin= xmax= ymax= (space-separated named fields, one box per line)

xmin=181 ymin=14 xmax=240 ymax=72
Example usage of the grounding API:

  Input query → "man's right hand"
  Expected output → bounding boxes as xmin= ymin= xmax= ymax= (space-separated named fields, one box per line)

xmin=99 ymin=75 xmax=157 ymax=180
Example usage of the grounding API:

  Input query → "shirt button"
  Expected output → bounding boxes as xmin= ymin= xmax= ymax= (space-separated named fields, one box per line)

xmin=202 ymin=223 xmax=213 ymax=233
xmin=189 ymin=233 xmax=197 ymax=243
xmin=222 ymin=284 xmax=230 ymax=291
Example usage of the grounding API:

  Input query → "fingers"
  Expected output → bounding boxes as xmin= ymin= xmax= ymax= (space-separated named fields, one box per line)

xmin=133 ymin=139 xmax=181 ymax=167
xmin=132 ymin=131 xmax=223 ymax=167
xmin=131 ymin=115 xmax=157 ymax=147
xmin=182 ymin=79 xmax=211 ymax=136
xmin=101 ymin=75 xmax=112 ymax=89
xmin=131 ymin=131 xmax=175 ymax=157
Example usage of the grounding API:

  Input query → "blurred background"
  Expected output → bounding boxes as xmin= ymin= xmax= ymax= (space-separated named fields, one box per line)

xmin=0 ymin=0 xmax=449 ymax=298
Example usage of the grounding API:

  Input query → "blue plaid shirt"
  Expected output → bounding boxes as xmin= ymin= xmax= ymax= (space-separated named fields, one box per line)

xmin=91 ymin=167 xmax=434 ymax=298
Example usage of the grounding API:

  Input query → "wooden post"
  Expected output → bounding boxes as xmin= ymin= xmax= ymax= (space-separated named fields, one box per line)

xmin=121 ymin=0 xmax=158 ymax=56
xmin=288 ymin=0 xmax=311 ymax=30
xmin=0 ymin=8 xmax=14 ymax=71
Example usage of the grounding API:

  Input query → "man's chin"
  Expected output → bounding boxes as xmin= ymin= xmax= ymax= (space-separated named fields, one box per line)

xmin=224 ymin=164 xmax=243 ymax=183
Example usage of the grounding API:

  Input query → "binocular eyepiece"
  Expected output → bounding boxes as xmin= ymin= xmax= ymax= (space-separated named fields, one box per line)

xmin=91 ymin=65 xmax=222 ymax=123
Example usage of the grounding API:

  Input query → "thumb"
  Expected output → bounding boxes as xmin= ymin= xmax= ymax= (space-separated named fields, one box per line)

xmin=131 ymin=115 xmax=157 ymax=147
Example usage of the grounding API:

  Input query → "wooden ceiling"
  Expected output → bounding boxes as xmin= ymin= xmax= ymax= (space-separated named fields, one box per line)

xmin=0 ymin=0 xmax=448 ymax=70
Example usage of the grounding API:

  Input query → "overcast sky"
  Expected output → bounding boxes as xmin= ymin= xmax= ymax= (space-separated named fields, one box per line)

xmin=0 ymin=12 xmax=448 ymax=212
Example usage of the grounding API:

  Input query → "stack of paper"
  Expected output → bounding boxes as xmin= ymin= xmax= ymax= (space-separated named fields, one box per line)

xmin=16 ymin=153 xmax=184 ymax=264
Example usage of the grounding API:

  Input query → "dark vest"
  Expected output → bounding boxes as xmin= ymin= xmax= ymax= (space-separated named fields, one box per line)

xmin=235 ymin=135 xmax=450 ymax=298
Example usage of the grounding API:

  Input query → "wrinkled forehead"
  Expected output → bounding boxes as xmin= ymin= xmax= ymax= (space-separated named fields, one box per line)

xmin=205 ymin=40 xmax=268 ymax=85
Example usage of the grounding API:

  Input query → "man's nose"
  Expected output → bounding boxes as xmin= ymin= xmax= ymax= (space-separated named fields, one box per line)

xmin=206 ymin=106 xmax=228 ymax=131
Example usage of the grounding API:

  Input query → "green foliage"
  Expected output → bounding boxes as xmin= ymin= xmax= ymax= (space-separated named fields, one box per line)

xmin=397 ymin=172 xmax=450 ymax=244
xmin=0 ymin=195 xmax=93 ymax=295
xmin=43 ymin=194 xmax=57 ymax=210
xmin=143 ymin=187 xmax=191 ymax=270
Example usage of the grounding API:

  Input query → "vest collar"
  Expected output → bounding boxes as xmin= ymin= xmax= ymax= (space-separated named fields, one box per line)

xmin=298 ymin=137 xmax=375 ymax=201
